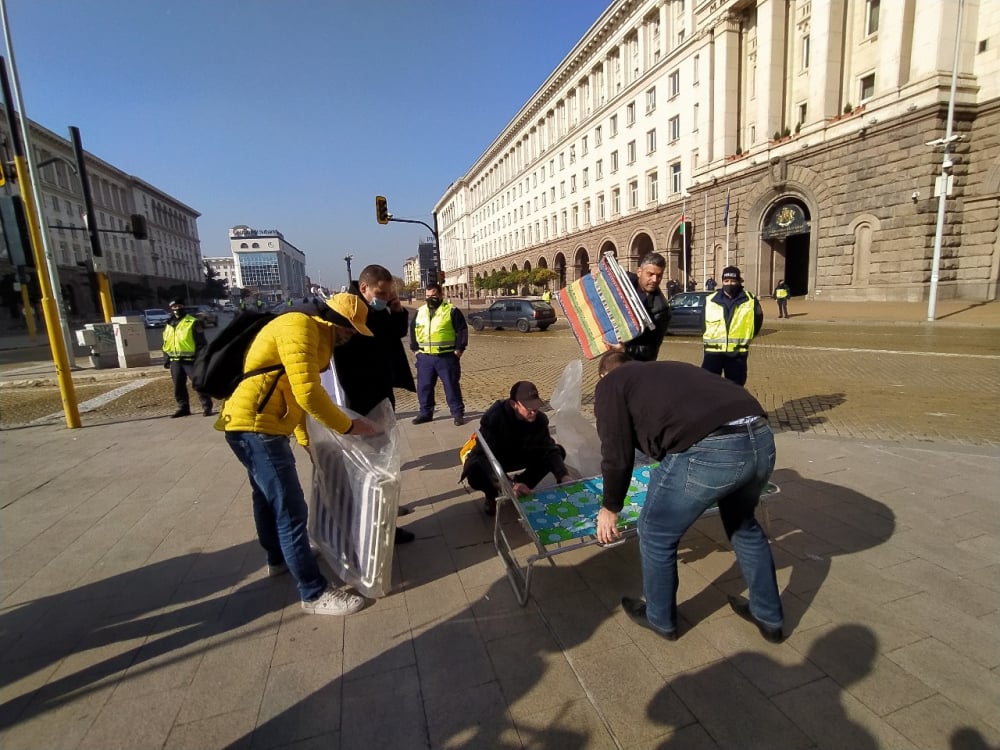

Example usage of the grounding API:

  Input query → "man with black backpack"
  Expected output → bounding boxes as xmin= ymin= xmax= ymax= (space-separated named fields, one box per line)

xmin=219 ymin=293 xmax=380 ymax=617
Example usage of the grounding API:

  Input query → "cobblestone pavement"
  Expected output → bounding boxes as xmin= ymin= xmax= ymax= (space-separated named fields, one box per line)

xmin=2 ymin=321 xmax=1000 ymax=445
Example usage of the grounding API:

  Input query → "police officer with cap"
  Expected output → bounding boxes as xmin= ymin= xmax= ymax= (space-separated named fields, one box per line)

xmin=701 ymin=266 xmax=763 ymax=386
xmin=162 ymin=297 xmax=213 ymax=417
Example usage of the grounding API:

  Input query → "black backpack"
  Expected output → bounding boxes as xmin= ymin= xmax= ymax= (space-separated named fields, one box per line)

xmin=192 ymin=311 xmax=285 ymax=405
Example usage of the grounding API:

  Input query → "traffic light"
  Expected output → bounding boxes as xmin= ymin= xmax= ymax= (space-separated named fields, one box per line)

xmin=375 ymin=195 xmax=390 ymax=225
xmin=0 ymin=195 xmax=33 ymax=267
xmin=129 ymin=214 xmax=148 ymax=240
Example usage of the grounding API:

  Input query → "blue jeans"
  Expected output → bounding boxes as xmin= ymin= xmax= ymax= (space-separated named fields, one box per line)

xmin=225 ymin=432 xmax=327 ymax=602
xmin=638 ymin=420 xmax=782 ymax=633
xmin=415 ymin=352 xmax=465 ymax=418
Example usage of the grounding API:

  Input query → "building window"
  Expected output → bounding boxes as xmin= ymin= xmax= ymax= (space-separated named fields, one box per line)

xmin=802 ymin=34 xmax=810 ymax=70
xmin=648 ymin=171 xmax=658 ymax=203
xmin=865 ymin=0 xmax=880 ymax=36
xmin=582 ymin=167 xmax=589 ymax=187
xmin=693 ymin=54 xmax=699 ymax=84
xmin=612 ymin=187 xmax=621 ymax=215
xmin=668 ymin=70 xmax=680 ymax=98
xmin=549 ymin=159 xmax=554 ymax=176
xmin=572 ymin=206 xmax=579 ymax=230
xmin=611 ymin=150 xmax=619 ymax=172
xmin=627 ymin=140 xmax=636 ymax=164
xmin=693 ymin=103 xmax=699 ymax=132
xmin=570 ymin=175 xmax=577 ymax=193
xmin=560 ymin=181 xmax=566 ymax=198
xmin=595 ymin=125 xmax=603 ymax=146
xmin=628 ymin=180 xmax=639 ymax=210
xmin=798 ymin=102 xmax=808 ymax=126
xmin=584 ymin=200 xmax=591 ymax=225
xmin=559 ymin=152 xmax=565 ymax=170
xmin=677 ymin=28 xmax=685 ymax=45
xmin=626 ymin=102 xmax=636 ymax=126
xmin=597 ymin=193 xmax=605 ymax=220
xmin=669 ymin=115 xmax=680 ymax=142
xmin=646 ymin=87 xmax=656 ymax=113
xmin=610 ymin=114 xmax=618 ymax=136
xmin=646 ymin=129 xmax=656 ymax=154
xmin=670 ymin=162 xmax=682 ymax=194
xmin=596 ymin=160 xmax=603 ymax=180
xmin=581 ymin=135 xmax=588 ymax=156
xmin=860 ymin=73 xmax=875 ymax=102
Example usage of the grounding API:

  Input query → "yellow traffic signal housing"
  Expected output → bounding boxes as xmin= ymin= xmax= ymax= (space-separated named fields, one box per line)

xmin=375 ymin=195 xmax=390 ymax=224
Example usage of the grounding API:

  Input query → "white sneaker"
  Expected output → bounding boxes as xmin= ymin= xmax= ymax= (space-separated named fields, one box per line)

xmin=301 ymin=585 xmax=365 ymax=616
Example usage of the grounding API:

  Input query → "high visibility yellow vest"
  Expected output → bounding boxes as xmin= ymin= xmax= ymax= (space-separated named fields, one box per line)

xmin=776 ymin=288 xmax=789 ymax=299
xmin=414 ymin=302 xmax=458 ymax=353
xmin=703 ymin=295 xmax=756 ymax=353
xmin=162 ymin=315 xmax=198 ymax=359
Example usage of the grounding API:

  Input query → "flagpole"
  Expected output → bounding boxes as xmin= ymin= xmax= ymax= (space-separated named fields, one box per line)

xmin=681 ymin=195 xmax=687 ymax=289
xmin=702 ymin=193 xmax=707 ymax=287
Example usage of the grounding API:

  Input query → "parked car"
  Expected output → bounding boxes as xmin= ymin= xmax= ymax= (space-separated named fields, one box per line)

xmin=192 ymin=305 xmax=219 ymax=327
xmin=469 ymin=298 xmax=557 ymax=333
xmin=665 ymin=291 xmax=713 ymax=335
xmin=143 ymin=308 xmax=172 ymax=328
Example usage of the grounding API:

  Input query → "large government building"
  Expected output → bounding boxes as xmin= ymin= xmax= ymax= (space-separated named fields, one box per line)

xmin=0 ymin=107 xmax=203 ymax=320
xmin=435 ymin=0 xmax=998 ymax=303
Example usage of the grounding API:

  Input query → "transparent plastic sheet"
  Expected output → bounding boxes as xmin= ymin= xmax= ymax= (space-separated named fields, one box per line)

xmin=306 ymin=398 xmax=400 ymax=598
xmin=547 ymin=359 xmax=603 ymax=479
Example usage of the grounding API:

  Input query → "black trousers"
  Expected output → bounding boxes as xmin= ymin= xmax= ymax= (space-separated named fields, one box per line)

xmin=701 ymin=351 xmax=749 ymax=386
xmin=170 ymin=361 xmax=213 ymax=411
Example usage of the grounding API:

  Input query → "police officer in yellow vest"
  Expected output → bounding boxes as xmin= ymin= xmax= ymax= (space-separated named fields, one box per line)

xmin=163 ymin=298 xmax=213 ymax=418
xmin=701 ymin=266 xmax=763 ymax=386
xmin=409 ymin=282 xmax=468 ymax=426
xmin=774 ymin=279 xmax=790 ymax=318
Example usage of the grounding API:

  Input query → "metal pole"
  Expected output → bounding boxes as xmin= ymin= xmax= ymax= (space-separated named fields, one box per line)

xmin=69 ymin=126 xmax=113 ymax=322
xmin=927 ymin=0 xmax=964 ymax=322
xmin=703 ymin=192 xmax=708 ymax=287
xmin=0 ymin=45 xmax=80 ymax=426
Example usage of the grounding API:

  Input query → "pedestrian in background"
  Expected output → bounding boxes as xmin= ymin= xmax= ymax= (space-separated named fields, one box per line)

xmin=162 ymin=298 xmax=213 ymax=418
xmin=774 ymin=279 xmax=790 ymax=319
xmin=701 ymin=266 xmax=763 ymax=386
xmin=705 ymin=276 xmax=717 ymax=291
xmin=221 ymin=293 xmax=379 ymax=617
xmin=594 ymin=352 xmax=783 ymax=643
xmin=666 ymin=278 xmax=680 ymax=298
xmin=461 ymin=381 xmax=570 ymax=516
xmin=410 ymin=282 xmax=468 ymax=426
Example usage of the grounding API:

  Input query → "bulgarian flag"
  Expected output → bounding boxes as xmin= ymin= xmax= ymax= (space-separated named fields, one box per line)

xmin=678 ymin=214 xmax=685 ymax=234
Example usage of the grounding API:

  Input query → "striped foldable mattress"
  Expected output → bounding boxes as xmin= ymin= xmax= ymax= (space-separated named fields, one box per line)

xmin=555 ymin=252 xmax=654 ymax=359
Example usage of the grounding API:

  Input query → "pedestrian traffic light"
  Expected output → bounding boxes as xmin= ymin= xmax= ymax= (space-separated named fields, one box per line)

xmin=0 ymin=195 xmax=33 ymax=267
xmin=375 ymin=195 xmax=390 ymax=225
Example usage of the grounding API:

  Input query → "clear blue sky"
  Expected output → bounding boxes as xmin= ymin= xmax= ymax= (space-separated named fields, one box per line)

xmin=7 ymin=0 xmax=611 ymax=289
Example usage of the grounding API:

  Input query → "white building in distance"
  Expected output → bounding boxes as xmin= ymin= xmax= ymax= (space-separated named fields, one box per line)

xmin=435 ymin=0 xmax=999 ymax=303
xmin=228 ymin=226 xmax=306 ymax=304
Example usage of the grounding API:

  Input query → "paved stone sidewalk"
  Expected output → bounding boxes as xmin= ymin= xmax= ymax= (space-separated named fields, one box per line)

xmin=1 ymin=406 xmax=998 ymax=749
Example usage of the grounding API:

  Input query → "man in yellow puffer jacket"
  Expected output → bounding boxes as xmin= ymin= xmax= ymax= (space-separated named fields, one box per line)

xmin=220 ymin=293 xmax=379 ymax=617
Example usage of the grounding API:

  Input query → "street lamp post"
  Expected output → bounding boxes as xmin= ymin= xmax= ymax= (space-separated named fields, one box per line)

xmin=927 ymin=0 xmax=964 ymax=322
xmin=344 ymin=254 xmax=353 ymax=286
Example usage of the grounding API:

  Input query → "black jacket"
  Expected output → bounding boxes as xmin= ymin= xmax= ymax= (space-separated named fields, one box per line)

xmin=624 ymin=272 xmax=669 ymax=362
xmin=333 ymin=284 xmax=415 ymax=415
xmin=461 ymin=399 xmax=567 ymax=488
xmin=594 ymin=361 xmax=766 ymax=512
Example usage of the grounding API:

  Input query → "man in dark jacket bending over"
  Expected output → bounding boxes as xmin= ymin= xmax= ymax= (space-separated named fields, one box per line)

xmin=461 ymin=381 xmax=571 ymax=516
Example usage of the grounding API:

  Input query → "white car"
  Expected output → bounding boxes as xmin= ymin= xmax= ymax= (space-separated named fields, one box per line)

xmin=143 ymin=308 xmax=172 ymax=328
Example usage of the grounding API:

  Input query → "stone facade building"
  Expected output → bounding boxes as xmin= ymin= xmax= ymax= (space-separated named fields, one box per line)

xmin=434 ymin=0 xmax=999 ymax=303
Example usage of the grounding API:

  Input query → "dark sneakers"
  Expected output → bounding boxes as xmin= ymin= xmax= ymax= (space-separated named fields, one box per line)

xmin=171 ymin=408 xmax=191 ymax=418
xmin=483 ymin=496 xmax=497 ymax=516
xmin=728 ymin=595 xmax=784 ymax=643
xmin=453 ymin=415 xmax=465 ymax=426
xmin=621 ymin=597 xmax=678 ymax=641
xmin=412 ymin=414 xmax=432 ymax=425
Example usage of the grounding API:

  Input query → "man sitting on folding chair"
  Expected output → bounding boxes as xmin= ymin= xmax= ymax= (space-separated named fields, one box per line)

xmin=461 ymin=381 xmax=572 ymax=516
xmin=594 ymin=352 xmax=784 ymax=644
